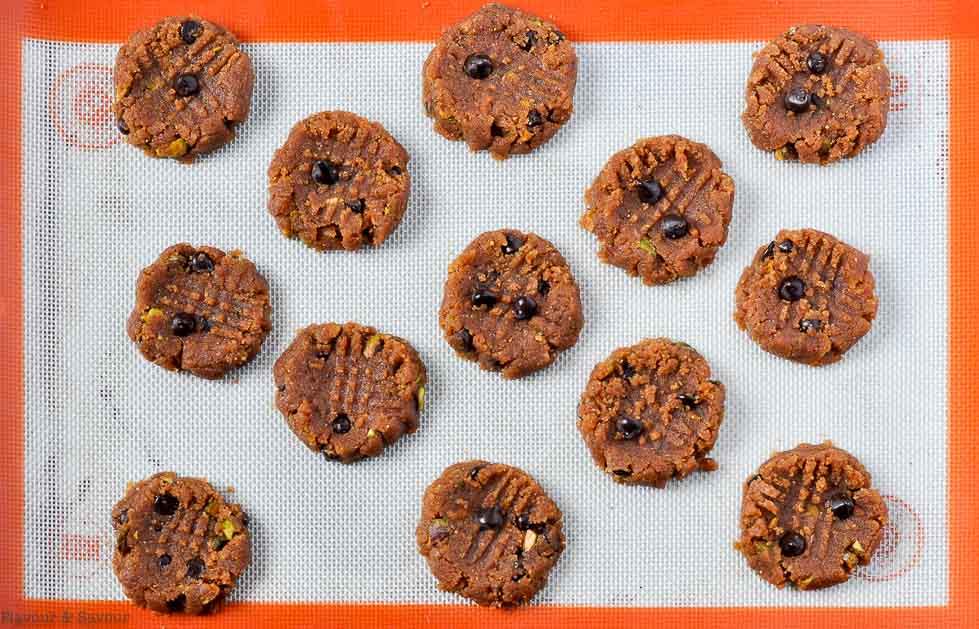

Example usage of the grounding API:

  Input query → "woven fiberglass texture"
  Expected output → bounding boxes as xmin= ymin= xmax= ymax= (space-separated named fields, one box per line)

xmin=22 ymin=39 xmax=947 ymax=606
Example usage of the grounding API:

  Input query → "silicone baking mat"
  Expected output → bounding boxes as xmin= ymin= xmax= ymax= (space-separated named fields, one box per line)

xmin=2 ymin=1 xmax=978 ymax=628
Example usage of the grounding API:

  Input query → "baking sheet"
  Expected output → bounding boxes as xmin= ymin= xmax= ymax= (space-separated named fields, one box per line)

xmin=22 ymin=38 xmax=947 ymax=607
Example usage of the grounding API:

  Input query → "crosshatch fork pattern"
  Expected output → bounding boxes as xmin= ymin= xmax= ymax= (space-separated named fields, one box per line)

xmin=22 ymin=39 xmax=947 ymax=606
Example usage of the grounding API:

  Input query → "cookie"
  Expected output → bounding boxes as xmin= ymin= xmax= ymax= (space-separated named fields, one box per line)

xmin=581 ymin=135 xmax=735 ymax=285
xmin=439 ymin=229 xmax=583 ymax=379
xmin=742 ymin=24 xmax=890 ymax=164
xmin=577 ymin=338 xmax=725 ymax=487
xmin=111 ymin=472 xmax=250 ymax=614
xmin=273 ymin=322 xmax=426 ymax=462
xmin=423 ymin=3 xmax=577 ymax=159
xmin=737 ymin=443 xmax=888 ymax=590
xmin=268 ymin=111 xmax=410 ymax=251
xmin=113 ymin=16 xmax=254 ymax=162
xmin=417 ymin=461 xmax=564 ymax=607
xmin=127 ymin=244 xmax=272 ymax=379
xmin=734 ymin=228 xmax=878 ymax=365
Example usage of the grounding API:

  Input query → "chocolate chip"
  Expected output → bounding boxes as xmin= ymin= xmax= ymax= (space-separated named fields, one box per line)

xmin=171 ymin=312 xmax=196 ymax=337
xmin=477 ymin=506 xmax=504 ymax=530
xmin=490 ymin=122 xmax=506 ymax=137
xmin=660 ymin=214 xmax=689 ymax=240
xmin=158 ymin=554 xmax=172 ymax=568
xmin=678 ymin=394 xmax=699 ymax=408
xmin=527 ymin=109 xmax=543 ymax=128
xmin=612 ymin=469 xmax=631 ymax=477
xmin=186 ymin=557 xmax=205 ymax=579
xmin=778 ymin=240 xmax=794 ymax=253
xmin=620 ymin=361 xmax=636 ymax=378
xmin=117 ymin=118 xmax=129 ymax=135
xmin=472 ymin=289 xmax=498 ymax=308
xmin=190 ymin=252 xmax=214 ymax=272
xmin=828 ymin=494 xmax=855 ymax=520
xmin=513 ymin=296 xmax=538 ymax=320
xmin=538 ymin=279 xmax=551 ymax=295
xmin=515 ymin=513 xmax=532 ymax=530
xmin=807 ymin=51 xmax=828 ymax=74
xmin=166 ymin=594 xmax=186 ymax=612
xmin=388 ymin=165 xmax=402 ymax=176
xmin=502 ymin=233 xmax=523 ymax=254
xmin=799 ymin=319 xmax=822 ymax=332
xmin=174 ymin=74 xmax=199 ymax=97
xmin=311 ymin=160 xmax=339 ymax=185
xmin=778 ymin=276 xmax=806 ymax=302
xmin=521 ymin=30 xmax=538 ymax=51
xmin=784 ymin=87 xmax=811 ymax=113
xmin=469 ymin=465 xmax=484 ymax=480
xmin=615 ymin=417 xmax=643 ymax=440
xmin=180 ymin=20 xmax=202 ymax=45
xmin=456 ymin=329 xmax=474 ymax=352
xmin=637 ymin=180 xmax=663 ymax=204
xmin=810 ymin=93 xmax=825 ymax=108
xmin=199 ymin=317 xmax=211 ymax=333
xmin=331 ymin=414 xmax=351 ymax=434
xmin=779 ymin=531 xmax=806 ymax=557
xmin=762 ymin=241 xmax=775 ymax=260
xmin=346 ymin=199 xmax=366 ymax=214
xmin=464 ymin=54 xmax=494 ymax=79
xmin=209 ymin=536 xmax=227 ymax=551
xmin=153 ymin=494 xmax=179 ymax=516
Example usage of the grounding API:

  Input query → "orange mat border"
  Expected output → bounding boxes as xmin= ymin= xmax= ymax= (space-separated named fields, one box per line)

xmin=1 ymin=1 xmax=977 ymax=627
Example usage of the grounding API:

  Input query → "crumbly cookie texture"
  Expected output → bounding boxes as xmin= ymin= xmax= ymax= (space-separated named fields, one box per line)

xmin=112 ymin=472 xmax=250 ymax=614
xmin=735 ymin=228 xmax=878 ymax=365
xmin=127 ymin=244 xmax=271 ymax=379
xmin=113 ymin=15 xmax=254 ymax=161
xmin=439 ymin=229 xmax=584 ymax=379
xmin=577 ymin=338 xmax=725 ymax=487
xmin=274 ymin=322 xmax=426 ymax=462
xmin=737 ymin=443 xmax=888 ymax=590
xmin=581 ymin=135 xmax=735 ymax=285
xmin=423 ymin=3 xmax=577 ymax=158
xmin=742 ymin=24 xmax=890 ymax=164
xmin=417 ymin=461 xmax=564 ymax=606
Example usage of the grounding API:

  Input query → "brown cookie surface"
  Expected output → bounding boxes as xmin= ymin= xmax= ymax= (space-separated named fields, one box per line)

xmin=113 ymin=16 xmax=254 ymax=161
xmin=439 ymin=229 xmax=583 ymax=379
xmin=577 ymin=338 xmax=725 ymax=487
xmin=111 ymin=472 xmax=250 ymax=614
xmin=737 ymin=443 xmax=888 ymax=590
xmin=423 ymin=3 xmax=577 ymax=158
xmin=742 ymin=24 xmax=890 ymax=164
xmin=273 ymin=322 xmax=426 ymax=462
xmin=417 ymin=461 xmax=564 ymax=607
xmin=268 ymin=111 xmax=411 ymax=251
xmin=127 ymin=244 xmax=272 ymax=379
xmin=734 ymin=228 xmax=878 ymax=366
xmin=581 ymin=135 xmax=735 ymax=285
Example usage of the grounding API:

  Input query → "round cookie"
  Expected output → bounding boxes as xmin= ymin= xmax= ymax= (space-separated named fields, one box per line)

xmin=577 ymin=338 xmax=725 ymax=487
xmin=439 ymin=229 xmax=583 ymax=379
xmin=127 ymin=244 xmax=272 ymax=379
xmin=734 ymin=228 xmax=878 ymax=366
xmin=111 ymin=472 xmax=250 ymax=614
xmin=268 ymin=111 xmax=411 ymax=251
xmin=273 ymin=322 xmax=426 ymax=462
xmin=581 ymin=135 xmax=735 ymax=285
xmin=737 ymin=443 xmax=888 ymax=590
xmin=423 ymin=3 xmax=577 ymax=159
xmin=113 ymin=16 xmax=254 ymax=161
xmin=417 ymin=461 xmax=564 ymax=607
xmin=742 ymin=24 xmax=890 ymax=164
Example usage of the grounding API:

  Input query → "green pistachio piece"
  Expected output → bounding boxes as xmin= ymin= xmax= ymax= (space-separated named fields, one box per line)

xmin=638 ymin=238 xmax=657 ymax=256
xmin=417 ymin=386 xmax=426 ymax=412
xmin=220 ymin=519 xmax=236 ymax=540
